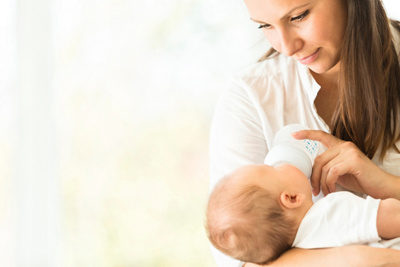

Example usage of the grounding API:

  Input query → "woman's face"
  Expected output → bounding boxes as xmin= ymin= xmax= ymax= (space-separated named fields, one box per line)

xmin=244 ymin=0 xmax=347 ymax=75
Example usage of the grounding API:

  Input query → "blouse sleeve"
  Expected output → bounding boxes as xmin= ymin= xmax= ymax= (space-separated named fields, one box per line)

xmin=208 ymin=78 xmax=268 ymax=267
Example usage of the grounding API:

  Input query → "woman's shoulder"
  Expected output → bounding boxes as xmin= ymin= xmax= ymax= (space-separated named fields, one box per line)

xmin=235 ymin=53 xmax=296 ymax=80
xmin=228 ymin=53 xmax=313 ymax=97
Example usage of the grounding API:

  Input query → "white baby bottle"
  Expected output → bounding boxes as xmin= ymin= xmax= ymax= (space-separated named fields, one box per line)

xmin=264 ymin=124 xmax=322 ymax=178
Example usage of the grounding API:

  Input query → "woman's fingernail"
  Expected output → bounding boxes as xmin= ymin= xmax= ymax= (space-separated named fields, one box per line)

xmin=312 ymin=188 xmax=318 ymax=196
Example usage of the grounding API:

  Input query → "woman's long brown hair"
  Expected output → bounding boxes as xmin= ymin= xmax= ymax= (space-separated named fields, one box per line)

xmin=260 ymin=0 xmax=400 ymax=159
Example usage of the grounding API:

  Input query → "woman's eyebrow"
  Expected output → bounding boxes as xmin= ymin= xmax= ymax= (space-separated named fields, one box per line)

xmin=250 ymin=18 xmax=268 ymax=24
xmin=250 ymin=3 xmax=310 ymax=24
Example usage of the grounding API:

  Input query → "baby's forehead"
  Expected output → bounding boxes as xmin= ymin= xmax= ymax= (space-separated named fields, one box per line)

xmin=233 ymin=165 xmax=268 ymax=180
xmin=211 ymin=175 xmax=250 ymax=202
xmin=231 ymin=165 xmax=279 ymax=186
xmin=210 ymin=165 xmax=277 ymax=206
xmin=223 ymin=168 xmax=272 ymax=195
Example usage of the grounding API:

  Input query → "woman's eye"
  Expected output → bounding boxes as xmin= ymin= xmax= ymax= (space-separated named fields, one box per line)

xmin=258 ymin=10 xmax=309 ymax=29
xmin=258 ymin=24 xmax=271 ymax=30
xmin=291 ymin=10 xmax=310 ymax=22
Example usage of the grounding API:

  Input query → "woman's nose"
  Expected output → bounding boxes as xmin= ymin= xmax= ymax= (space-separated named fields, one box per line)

xmin=276 ymin=30 xmax=302 ymax=57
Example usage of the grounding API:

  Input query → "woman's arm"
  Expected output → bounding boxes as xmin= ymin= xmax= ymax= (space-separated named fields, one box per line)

xmin=244 ymin=246 xmax=400 ymax=267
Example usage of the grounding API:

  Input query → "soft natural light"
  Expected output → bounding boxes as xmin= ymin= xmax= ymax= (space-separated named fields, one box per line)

xmin=0 ymin=0 xmax=399 ymax=266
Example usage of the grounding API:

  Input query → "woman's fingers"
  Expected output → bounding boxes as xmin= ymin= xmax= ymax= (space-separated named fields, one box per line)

xmin=324 ymin=162 xmax=350 ymax=194
xmin=313 ymin=154 xmax=359 ymax=196
xmin=309 ymin=156 xmax=322 ymax=196
xmin=313 ymin=140 xmax=370 ymax=195
xmin=309 ymin=140 xmax=341 ymax=195
xmin=313 ymin=150 xmax=342 ymax=196
xmin=293 ymin=130 xmax=359 ymax=195
xmin=292 ymin=129 xmax=341 ymax=148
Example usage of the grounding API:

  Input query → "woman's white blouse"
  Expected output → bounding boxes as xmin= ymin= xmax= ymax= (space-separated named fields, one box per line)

xmin=209 ymin=49 xmax=400 ymax=266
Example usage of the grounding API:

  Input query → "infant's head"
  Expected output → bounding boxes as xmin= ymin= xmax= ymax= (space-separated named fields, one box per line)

xmin=205 ymin=164 xmax=311 ymax=264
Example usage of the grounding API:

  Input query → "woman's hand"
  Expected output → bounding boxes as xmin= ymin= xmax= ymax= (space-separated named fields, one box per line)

xmin=292 ymin=130 xmax=399 ymax=199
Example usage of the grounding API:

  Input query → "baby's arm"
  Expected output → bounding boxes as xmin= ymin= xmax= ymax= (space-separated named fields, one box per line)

xmin=376 ymin=198 xmax=400 ymax=239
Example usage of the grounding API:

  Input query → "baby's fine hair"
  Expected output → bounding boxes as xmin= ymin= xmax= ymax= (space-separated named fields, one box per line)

xmin=205 ymin=176 xmax=296 ymax=264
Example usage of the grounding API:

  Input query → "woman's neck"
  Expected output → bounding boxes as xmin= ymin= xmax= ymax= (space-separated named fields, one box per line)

xmin=310 ymin=68 xmax=339 ymax=91
xmin=310 ymin=70 xmax=340 ymax=126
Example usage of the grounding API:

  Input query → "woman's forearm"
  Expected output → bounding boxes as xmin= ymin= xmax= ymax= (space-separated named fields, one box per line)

xmin=244 ymin=246 xmax=400 ymax=267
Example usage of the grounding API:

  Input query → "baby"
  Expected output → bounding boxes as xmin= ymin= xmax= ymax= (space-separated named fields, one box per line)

xmin=205 ymin=163 xmax=400 ymax=265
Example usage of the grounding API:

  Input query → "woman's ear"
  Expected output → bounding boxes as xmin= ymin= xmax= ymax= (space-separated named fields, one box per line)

xmin=279 ymin=191 xmax=305 ymax=209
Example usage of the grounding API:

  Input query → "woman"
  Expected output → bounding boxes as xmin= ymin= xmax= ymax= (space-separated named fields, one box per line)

xmin=209 ymin=0 xmax=400 ymax=266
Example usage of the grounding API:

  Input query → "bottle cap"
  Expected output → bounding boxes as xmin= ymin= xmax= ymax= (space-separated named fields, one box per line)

xmin=264 ymin=143 xmax=313 ymax=178
xmin=265 ymin=124 xmax=320 ymax=177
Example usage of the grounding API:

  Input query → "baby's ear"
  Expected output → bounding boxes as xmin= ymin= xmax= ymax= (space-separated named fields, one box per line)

xmin=279 ymin=191 xmax=305 ymax=209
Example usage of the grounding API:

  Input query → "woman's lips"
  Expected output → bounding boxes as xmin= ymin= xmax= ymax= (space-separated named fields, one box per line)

xmin=298 ymin=48 xmax=320 ymax=65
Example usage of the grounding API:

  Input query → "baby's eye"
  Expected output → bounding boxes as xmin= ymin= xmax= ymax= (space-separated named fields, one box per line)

xmin=291 ymin=10 xmax=310 ymax=22
xmin=258 ymin=24 xmax=271 ymax=30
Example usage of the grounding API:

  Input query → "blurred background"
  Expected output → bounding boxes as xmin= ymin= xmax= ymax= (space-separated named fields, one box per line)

xmin=0 ymin=0 xmax=399 ymax=266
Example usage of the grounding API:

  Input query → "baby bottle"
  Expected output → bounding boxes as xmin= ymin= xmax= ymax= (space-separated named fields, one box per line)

xmin=264 ymin=124 xmax=322 ymax=178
